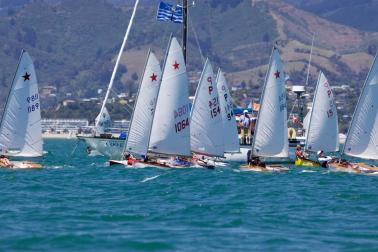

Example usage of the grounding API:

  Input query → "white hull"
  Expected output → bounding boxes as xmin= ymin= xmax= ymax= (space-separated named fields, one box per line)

xmin=78 ymin=136 xmax=124 ymax=159
xmin=223 ymin=147 xmax=250 ymax=162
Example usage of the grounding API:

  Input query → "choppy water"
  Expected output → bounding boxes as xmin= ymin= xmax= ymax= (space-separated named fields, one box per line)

xmin=0 ymin=139 xmax=377 ymax=251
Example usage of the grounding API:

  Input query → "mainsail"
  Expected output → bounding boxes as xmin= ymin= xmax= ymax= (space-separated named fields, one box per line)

xmin=305 ymin=71 xmax=339 ymax=152
xmin=252 ymin=47 xmax=288 ymax=158
xmin=95 ymin=106 xmax=111 ymax=135
xmin=344 ymin=52 xmax=378 ymax=159
xmin=303 ymin=108 xmax=311 ymax=134
xmin=0 ymin=50 xmax=42 ymax=157
xmin=123 ymin=51 xmax=162 ymax=157
xmin=216 ymin=69 xmax=240 ymax=153
xmin=190 ymin=59 xmax=224 ymax=157
xmin=149 ymin=37 xmax=191 ymax=157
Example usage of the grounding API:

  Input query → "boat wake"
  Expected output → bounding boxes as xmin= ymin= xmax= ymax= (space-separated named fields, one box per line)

xmin=301 ymin=170 xmax=317 ymax=173
xmin=141 ymin=174 xmax=161 ymax=183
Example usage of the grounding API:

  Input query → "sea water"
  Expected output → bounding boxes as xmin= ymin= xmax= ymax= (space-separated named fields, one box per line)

xmin=0 ymin=139 xmax=377 ymax=251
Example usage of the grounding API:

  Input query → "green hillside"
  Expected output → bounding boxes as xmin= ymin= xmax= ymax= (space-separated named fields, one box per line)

xmin=0 ymin=0 xmax=277 ymax=116
xmin=284 ymin=0 xmax=378 ymax=32
xmin=0 ymin=0 xmax=376 ymax=125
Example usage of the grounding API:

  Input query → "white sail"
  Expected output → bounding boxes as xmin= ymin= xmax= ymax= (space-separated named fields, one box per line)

xmin=303 ymin=108 xmax=311 ymax=133
xmin=190 ymin=59 xmax=224 ymax=157
xmin=0 ymin=51 xmax=42 ymax=157
xmin=252 ymin=47 xmax=288 ymax=158
xmin=344 ymin=52 xmax=378 ymax=159
xmin=149 ymin=37 xmax=191 ymax=156
xmin=216 ymin=69 xmax=240 ymax=153
xmin=124 ymin=51 xmax=162 ymax=157
xmin=95 ymin=106 xmax=111 ymax=135
xmin=305 ymin=71 xmax=339 ymax=152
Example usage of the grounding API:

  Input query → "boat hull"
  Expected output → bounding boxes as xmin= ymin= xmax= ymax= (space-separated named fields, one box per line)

xmin=240 ymin=164 xmax=289 ymax=172
xmin=109 ymin=160 xmax=129 ymax=166
xmin=78 ymin=136 xmax=124 ymax=159
xmin=295 ymin=158 xmax=320 ymax=167
xmin=328 ymin=161 xmax=378 ymax=175
xmin=1 ymin=161 xmax=42 ymax=169
xmin=223 ymin=147 xmax=250 ymax=162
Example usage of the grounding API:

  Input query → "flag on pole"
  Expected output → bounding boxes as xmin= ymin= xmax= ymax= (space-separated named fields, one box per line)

xmin=156 ymin=1 xmax=183 ymax=23
xmin=172 ymin=5 xmax=183 ymax=23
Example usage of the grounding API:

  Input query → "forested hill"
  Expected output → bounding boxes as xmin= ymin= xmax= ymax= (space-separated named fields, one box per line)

xmin=0 ymin=0 xmax=377 ymax=121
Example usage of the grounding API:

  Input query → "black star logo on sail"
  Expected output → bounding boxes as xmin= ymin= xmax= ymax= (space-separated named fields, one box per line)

xmin=274 ymin=70 xmax=280 ymax=79
xmin=22 ymin=72 xmax=31 ymax=81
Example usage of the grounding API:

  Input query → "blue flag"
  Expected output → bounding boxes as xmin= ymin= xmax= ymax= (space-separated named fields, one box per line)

xmin=156 ymin=1 xmax=183 ymax=23
xmin=173 ymin=4 xmax=183 ymax=23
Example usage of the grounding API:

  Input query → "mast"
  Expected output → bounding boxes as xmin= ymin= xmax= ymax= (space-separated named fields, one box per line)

xmin=95 ymin=0 xmax=140 ymax=129
xmin=305 ymin=33 xmax=315 ymax=86
xmin=182 ymin=0 xmax=188 ymax=63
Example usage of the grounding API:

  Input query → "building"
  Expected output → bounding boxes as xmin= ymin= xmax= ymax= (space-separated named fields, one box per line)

xmin=41 ymin=119 xmax=89 ymax=134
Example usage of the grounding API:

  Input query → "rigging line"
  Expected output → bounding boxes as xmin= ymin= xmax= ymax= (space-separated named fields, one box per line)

xmin=305 ymin=33 xmax=315 ymax=86
xmin=189 ymin=15 xmax=205 ymax=64
xmin=69 ymin=139 xmax=80 ymax=157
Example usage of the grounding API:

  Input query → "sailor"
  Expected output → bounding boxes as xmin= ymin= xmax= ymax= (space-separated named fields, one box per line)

xmin=295 ymin=145 xmax=304 ymax=159
xmin=0 ymin=155 xmax=13 ymax=168
xmin=86 ymin=146 xmax=92 ymax=155
xmin=239 ymin=110 xmax=251 ymax=145
xmin=317 ymin=150 xmax=333 ymax=167
xmin=247 ymin=149 xmax=252 ymax=165
xmin=124 ymin=153 xmax=136 ymax=165
xmin=251 ymin=156 xmax=265 ymax=168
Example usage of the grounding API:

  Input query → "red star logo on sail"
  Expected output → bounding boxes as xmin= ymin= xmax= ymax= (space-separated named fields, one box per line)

xmin=274 ymin=70 xmax=280 ymax=79
xmin=22 ymin=72 xmax=31 ymax=81
xmin=150 ymin=73 xmax=157 ymax=81
xmin=172 ymin=61 xmax=180 ymax=70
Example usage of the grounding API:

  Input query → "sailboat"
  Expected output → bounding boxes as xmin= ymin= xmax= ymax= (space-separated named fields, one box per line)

xmin=109 ymin=50 xmax=162 ymax=166
xmin=328 ymin=52 xmax=378 ymax=174
xmin=240 ymin=47 xmax=289 ymax=172
xmin=144 ymin=36 xmax=192 ymax=168
xmin=78 ymin=0 xmax=140 ymax=159
xmin=0 ymin=50 xmax=42 ymax=168
xmin=190 ymin=59 xmax=224 ymax=168
xmin=295 ymin=71 xmax=339 ymax=167
xmin=94 ymin=106 xmax=112 ymax=135
xmin=216 ymin=69 xmax=249 ymax=162
xmin=216 ymin=69 xmax=240 ymax=154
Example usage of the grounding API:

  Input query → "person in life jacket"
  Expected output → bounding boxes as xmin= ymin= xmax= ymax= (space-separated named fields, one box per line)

xmin=295 ymin=145 xmax=305 ymax=159
xmin=124 ymin=153 xmax=136 ymax=165
xmin=0 ymin=155 xmax=13 ymax=168
xmin=317 ymin=150 xmax=333 ymax=168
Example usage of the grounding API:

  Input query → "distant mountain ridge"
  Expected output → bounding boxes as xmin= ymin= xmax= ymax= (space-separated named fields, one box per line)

xmin=0 ymin=0 xmax=376 ymax=122
xmin=284 ymin=0 xmax=378 ymax=32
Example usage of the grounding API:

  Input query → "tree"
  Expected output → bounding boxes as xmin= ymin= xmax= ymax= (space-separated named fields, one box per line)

xmin=262 ymin=33 xmax=270 ymax=42
xmin=131 ymin=72 xmax=138 ymax=81
xmin=368 ymin=44 xmax=377 ymax=56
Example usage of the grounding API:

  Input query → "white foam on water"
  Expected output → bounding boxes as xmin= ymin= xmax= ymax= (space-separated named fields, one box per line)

xmin=301 ymin=170 xmax=317 ymax=173
xmin=141 ymin=174 xmax=161 ymax=183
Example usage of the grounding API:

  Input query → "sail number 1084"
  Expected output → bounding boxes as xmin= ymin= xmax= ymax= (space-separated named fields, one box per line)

xmin=175 ymin=118 xmax=189 ymax=133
